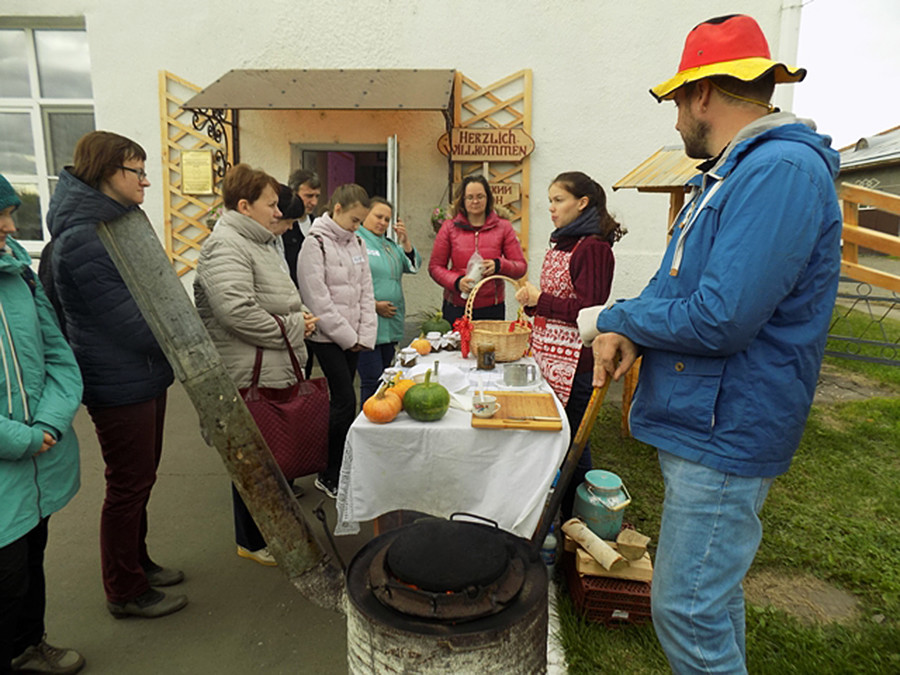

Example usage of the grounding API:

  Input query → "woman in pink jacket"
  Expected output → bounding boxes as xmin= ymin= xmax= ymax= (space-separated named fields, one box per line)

xmin=297 ymin=184 xmax=375 ymax=498
xmin=428 ymin=176 xmax=527 ymax=325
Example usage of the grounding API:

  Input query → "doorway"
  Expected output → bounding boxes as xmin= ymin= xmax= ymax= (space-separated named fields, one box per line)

xmin=292 ymin=140 xmax=398 ymax=218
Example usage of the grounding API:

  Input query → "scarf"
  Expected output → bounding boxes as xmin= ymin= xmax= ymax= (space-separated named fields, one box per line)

xmin=549 ymin=206 xmax=602 ymax=242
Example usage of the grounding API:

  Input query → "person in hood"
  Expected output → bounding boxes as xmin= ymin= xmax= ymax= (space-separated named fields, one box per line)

xmin=46 ymin=131 xmax=187 ymax=620
xmin=515 ymin=171 xmax=625 ymax=518
xmin=428 ymin=175 xmax=527 ymax=325
xmin=0 ymin=174 xmax=85 ymax=673
xmin=297 ymin=183 xmax=376 ymax=499
xmin=580 ymin=15 xmax=842 ymax=673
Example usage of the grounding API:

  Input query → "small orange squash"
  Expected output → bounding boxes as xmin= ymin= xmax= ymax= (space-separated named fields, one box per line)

xmin=410 ymin=336 xmax=432 ymax=356
xmin=386 ymin=378 xmax=416 ymax=406
xmin=363 ymin=385 xmax=402 ymax=424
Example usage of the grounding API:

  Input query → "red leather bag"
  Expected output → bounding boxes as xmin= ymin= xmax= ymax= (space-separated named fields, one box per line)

xmin=240 ymin=316 xmax=329 ymax=480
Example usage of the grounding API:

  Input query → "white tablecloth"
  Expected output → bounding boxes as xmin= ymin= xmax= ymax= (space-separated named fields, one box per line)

xmin=335 ymin=352 xmax=570 ymax=539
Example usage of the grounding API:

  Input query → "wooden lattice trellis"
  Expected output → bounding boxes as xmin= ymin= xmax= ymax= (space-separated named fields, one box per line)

xmin=159 ymin=71 xmax=233 ymax=276
xmin=453 ymin=69 xmax=532 ymax=256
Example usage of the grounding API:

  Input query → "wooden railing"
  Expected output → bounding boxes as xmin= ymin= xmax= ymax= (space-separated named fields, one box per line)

xmin=838 ymin=183 xmax=900 ymax=292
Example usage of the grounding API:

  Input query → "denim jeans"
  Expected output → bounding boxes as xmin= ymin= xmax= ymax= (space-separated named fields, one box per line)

xmin=652 ymin=450 xmax=773 ymax=674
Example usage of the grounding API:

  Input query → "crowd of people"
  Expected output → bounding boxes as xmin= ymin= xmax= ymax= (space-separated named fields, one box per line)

xmin=0 ymin=13 xmax=842 ymax=675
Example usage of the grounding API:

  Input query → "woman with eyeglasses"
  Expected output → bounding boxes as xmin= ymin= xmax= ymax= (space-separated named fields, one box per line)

xmin=428 ymin=175 xmax=527 ymax=325
xmin=46 ymin=131 xmax=187 ymax=620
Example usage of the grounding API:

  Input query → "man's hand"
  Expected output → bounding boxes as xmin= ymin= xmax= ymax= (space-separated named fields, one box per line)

xmin=592 ymin=332 xmax=639 ymax=387
xmin=376 ymin=300 xmax=398 ymax=318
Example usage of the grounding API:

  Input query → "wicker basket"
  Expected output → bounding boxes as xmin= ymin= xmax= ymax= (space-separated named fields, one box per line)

xmin=464 ymin=275 xmax=531 ymax=363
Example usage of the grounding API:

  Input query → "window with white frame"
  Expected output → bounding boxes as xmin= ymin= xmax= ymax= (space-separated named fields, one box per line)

xmin=0 ymin=20 xmax=95 ymax=249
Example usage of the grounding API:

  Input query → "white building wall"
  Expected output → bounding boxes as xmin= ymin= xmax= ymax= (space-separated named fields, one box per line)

xmin=9 ymin=0 xmax=794 ymax=311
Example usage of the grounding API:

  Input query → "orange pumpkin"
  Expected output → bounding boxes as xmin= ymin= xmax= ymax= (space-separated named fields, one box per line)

xmin=411 ymin=336 xmax=432 ymax=356
xmin=363 ymin=386 xmax=402 ymax=424
xmin=386 ymin=378 xmax=416 ymax=406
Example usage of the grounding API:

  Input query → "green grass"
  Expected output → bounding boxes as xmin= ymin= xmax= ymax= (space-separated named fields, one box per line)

xmin=556 ymin=370 xmax=900 ymax=673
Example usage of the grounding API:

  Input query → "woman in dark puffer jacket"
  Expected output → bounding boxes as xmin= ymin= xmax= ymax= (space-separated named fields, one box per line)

xmin=47 ymin=131 xmax=187 ymax=620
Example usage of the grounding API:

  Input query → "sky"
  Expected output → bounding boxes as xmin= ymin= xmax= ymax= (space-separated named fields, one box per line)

xmin=792 ymin=0 xmax=900 ymax=149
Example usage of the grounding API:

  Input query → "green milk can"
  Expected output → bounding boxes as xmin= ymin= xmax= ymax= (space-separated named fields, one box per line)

xmin=573 ymin=469 xmax=631 ymax=540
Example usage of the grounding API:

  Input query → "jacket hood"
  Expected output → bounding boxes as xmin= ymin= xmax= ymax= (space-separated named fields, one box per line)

xmin=217 ymin=209 xmax=276 ymax=244
xmin=309 ymin=212 xmax=360 ymax=244
xmin=708 ymin=112 xmax=840 ymax=181
xmin=47 ymin=168 xmax=133 ymax=238
xmin=0 ymin=238 xmax=30 ymax=276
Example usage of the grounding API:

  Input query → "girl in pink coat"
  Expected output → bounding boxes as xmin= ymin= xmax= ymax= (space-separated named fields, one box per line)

xmin=297 ymin=184 xmax=375 ymax=498
xmin=428 ymin=175 xmax=527 ymax=325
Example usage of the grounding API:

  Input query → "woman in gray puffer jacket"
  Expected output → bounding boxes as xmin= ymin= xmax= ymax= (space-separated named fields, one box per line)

xmin=194 ymin=164 xmax=316 ymax=566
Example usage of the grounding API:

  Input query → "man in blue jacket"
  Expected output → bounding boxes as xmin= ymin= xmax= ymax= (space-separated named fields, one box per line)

xmin=580 ymin=15 xmax=842 ymax=673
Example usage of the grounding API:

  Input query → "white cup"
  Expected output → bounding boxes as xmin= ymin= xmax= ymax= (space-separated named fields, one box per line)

xmin=472 ymin=395 xmax=500 ymax=418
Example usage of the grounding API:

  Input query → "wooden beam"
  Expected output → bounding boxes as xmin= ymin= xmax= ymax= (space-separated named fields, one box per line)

xmin=839 ymin=182 xmax=900 ymax=216
xmin=96 ymin=209 xmax=345 ymax=613
xmin=841 ymin=224 xmax=900 ymax=257
xmin=840 ymin=261 xmax=900 ymax=293
xmin=842 ymin=199 xmax=859 ymax=265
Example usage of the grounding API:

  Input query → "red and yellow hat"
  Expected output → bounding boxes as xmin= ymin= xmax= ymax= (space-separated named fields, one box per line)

xmin=651 ymin=14 xmax=806 ymax=102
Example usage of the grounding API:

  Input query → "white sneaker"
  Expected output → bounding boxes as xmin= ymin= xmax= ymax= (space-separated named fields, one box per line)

xmin=314 ymin=477 xmax=338 ymax=499
xmin=236 ymin=546 xmax=277 ymax=566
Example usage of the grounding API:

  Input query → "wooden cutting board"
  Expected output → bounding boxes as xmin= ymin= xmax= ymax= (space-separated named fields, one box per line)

xmin=471 ymin=391 xmax=563 ymax=431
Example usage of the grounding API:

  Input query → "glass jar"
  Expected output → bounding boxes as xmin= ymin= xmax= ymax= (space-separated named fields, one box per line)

xmin=476 ymin=343 xmax=496 ymax=370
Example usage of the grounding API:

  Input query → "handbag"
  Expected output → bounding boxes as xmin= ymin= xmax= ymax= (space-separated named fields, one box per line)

xmin=239 ymin=315 xmax=329 ymax=480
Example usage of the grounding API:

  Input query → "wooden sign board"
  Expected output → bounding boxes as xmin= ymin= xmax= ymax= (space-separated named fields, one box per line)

xmin=453 ymin=181 xmax=521 ymax=206
xmin=438 ymin=127 xmax=535 ymax=161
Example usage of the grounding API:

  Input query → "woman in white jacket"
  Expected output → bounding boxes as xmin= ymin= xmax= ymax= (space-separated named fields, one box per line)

xmin=297 ymin=183 xmax=375 ymax=498
xmin=194 ymin=164 xmax=316 ymax=565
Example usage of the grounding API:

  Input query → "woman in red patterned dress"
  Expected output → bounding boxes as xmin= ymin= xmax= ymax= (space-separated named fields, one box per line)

xmin=515 ymin=171 xmax=626 ymax=516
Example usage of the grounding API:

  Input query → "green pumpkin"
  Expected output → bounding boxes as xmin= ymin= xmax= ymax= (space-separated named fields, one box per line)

xmin=404 ymin=370 xmax=450 ymax=422
xmin=420 ymin=312 xmax=452 ymax=335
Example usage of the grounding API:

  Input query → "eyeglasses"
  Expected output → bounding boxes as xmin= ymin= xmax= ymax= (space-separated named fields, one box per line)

xmin=118 ymin=166 xmax=148 ymax=181
xmin=465 ymin=194 xmax=487 ymax=202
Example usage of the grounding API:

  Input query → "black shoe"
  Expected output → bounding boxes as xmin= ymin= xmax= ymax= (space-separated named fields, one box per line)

xmin=142 ymin=562 xmax=185 ymax=587
xmin=107 ymin=588 xmax=188 ymax=619
xmin=314 ymin=475 xmax=338 ymax=499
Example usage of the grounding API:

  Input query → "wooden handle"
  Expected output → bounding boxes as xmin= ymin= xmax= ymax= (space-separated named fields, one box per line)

xmin=463 ymin=274 xmax=526 ymax=320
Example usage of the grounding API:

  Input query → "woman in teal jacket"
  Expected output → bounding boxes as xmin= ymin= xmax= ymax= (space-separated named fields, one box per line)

xmin=356 ymin=197 xmax=421 ymax=403
xmin=0 ymin=175 xmax=85 ymax=674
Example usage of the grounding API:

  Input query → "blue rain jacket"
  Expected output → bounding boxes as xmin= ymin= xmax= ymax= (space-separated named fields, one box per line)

xmin=597 ymin=114 xmax=842 ymax=477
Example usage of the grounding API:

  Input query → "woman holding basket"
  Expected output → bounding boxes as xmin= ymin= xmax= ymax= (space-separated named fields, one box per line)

xmin=429 ymin=175 xmax=527 ymax=325
xmin=515 ymin=171 xmax=625 ymax=516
